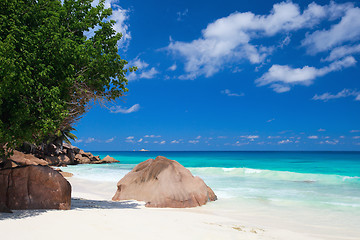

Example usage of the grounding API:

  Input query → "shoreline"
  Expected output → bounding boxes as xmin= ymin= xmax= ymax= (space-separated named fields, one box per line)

xmin=0 ymin=176 xmax=317 ymax=240
xmin=2 ymin=176 xmax=358 ymax=240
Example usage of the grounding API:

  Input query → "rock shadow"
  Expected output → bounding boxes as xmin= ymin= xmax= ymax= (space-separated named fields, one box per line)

xmin=71 ymin=198 xmax=142 ymax=210
xmin=0 ymin=209 xmax=49 ymax=220
xmin=0 ymin=198 xmax=141 ymax=220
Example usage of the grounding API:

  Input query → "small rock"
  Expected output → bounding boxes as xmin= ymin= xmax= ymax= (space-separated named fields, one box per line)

xmin=60 ymin=172 xmax=73 ymax=177
xmin=100 ymin=155 xmax=119 ymax=163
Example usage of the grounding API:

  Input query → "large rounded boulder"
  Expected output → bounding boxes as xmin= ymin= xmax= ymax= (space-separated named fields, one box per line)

xmin=112 ymin=156 xmax=217 ymax=208
xmin=0 ymin=165 xmax=71 ymax=210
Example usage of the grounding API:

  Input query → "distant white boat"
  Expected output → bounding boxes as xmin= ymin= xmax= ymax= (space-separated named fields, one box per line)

xmin=139 ymin=148 xmax=149 ymax=152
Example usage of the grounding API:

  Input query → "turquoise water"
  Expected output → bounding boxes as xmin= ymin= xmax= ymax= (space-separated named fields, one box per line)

xmin=63 ymin=151 xmax=360 ymax=213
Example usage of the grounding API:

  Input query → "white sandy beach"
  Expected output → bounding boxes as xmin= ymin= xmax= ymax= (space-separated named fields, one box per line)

xmin=1 ymin=176 xmax=358 ymax=240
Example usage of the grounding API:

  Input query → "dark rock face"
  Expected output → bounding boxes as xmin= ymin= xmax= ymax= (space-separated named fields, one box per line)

xmin=112 ymin=156 xmax=217 ymax=208
xmin=0 ymin=166 xmax=71 ymax=210
xmin=74 ymin=153 xmax=91 ymax=164
xmin=44 ymin=154 xmax=71 ymax=166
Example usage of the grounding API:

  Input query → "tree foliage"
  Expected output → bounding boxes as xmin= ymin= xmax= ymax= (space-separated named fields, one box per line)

xmin=0 ymin=0 xmax=133 ymax=157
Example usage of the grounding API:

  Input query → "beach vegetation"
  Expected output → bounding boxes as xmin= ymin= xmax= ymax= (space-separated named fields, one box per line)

xmin=0 ymin=0 xmax=134 ymax=159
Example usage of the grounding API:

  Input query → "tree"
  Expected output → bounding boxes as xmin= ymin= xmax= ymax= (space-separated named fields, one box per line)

xmin=0 ymin=0 xmax=134 ymax=159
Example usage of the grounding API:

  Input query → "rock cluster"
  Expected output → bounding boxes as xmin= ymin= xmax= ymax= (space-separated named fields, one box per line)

xmin=112 ymin=156 xmax=217 ymax=208
xmin=1 ymin=144 xmax=119 ymax=168
xmin=0 ymin=165 xmax=71 ymax=211
xmin=44 ymin=143 xmax=100 ymax=165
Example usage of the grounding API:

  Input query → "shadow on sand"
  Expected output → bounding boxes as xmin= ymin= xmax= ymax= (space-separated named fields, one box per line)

xmin=0 ymin=209 xmax=48 ymax=220
xmin=71 ymin=198 xmax=142 ymax=210
xmin=0 ymin=198 xmax=141 ymax=220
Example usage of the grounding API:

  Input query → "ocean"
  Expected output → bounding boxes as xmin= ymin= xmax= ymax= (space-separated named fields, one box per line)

xmin=61 ymin=151 xmax=360 ymax=238
xmin=63 ymin=151 xmax=360 ymax=211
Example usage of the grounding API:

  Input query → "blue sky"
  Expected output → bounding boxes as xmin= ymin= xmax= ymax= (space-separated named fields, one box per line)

xmin=74 ymin=0 xmax=360 ymax=151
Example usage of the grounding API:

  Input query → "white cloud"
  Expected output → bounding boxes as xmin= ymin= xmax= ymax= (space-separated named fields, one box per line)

xmin=167 ymin=2 xmax=352 ymax=79
xmin=267 ymin=118 xmax=275 ymax=123
xmin=278 ymin=139 xmax=293 ymax=144
xmin=313 ymin=89 xmax=360 ymax=102
xmin=240 ymin=135 xmax=259 ymax=139
xmin=233 ymin=141 xmax=249 ymax=146
xmin=139 ymin=67 xmax=159 ymax=79
xmin=232 ymin=67 xmax=243 ymax=73
xmin=279 ymin=35 xmax=291 ymax=48
xmin=302 ymin=7 xmax=360 ymax=54
xmin=221 ymin=89 xmax=244 ymax=97
xmin=168 ymin=63 xmax=177 ymax=71
xmin=256 ymin=56 xmax=356 ymax=92
xmin=128 ymin=58 xmax=149 ymax=69
xmin=269 ymin=84 xmax=291 ymax=93
xmin=85 ymin=137 xmax=95 ymax=143
xmin=324 ymin=44 xmax=360 ymax=61
xmin=268 ymin=136 xmax=281 ymax=139
xmin=353 ymin=136 xmax=360 ymax=139
xmin=111 ymin=7 xmax=131 ymax=48
xmin=171 ymin=140 xmax=180 ymax=144
xmin=350 ymin=130 xmax=360 ymax=133
xmin=105 ymin=137 xmax=115 ymax=143
xmin=318 ymin=128 xmax=326 ymax=132
xmin=195 ymin=136 xmax=202 ymax=139
xmin=177 ymin=9 xmax=189 ymax=21
xmin=127 ymin=72 xmax=137 ymax=80
xmin=76 ymin=139 xmax=83 ymax=143
xmin=138 ymin=138 xmax=143 ymax=143
xmin=159 ymin=141 xmax=166 ymax=144
xmin=279 ymin=130 xmax=291 ymax=134
xmin=110 ymin=104 xmax=140 ymax=114
xmin=127 ymin=58 xmax=158 ymax=81
xmin=320 ymin=140 xmax=339 ymax=145
xmin=125 ymin=136 xmax=135 ymax=143
xmin=308 ymin=136 xmax=319 ymax=139
xmin=144 ymin=135 xmax=161 ymax=138
xmin=188 ymin=140 xmax=199 ymax=144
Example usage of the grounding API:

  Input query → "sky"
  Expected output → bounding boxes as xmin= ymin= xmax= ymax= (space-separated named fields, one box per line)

xmin=73 ymin=0 xmax=360 ymax=151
